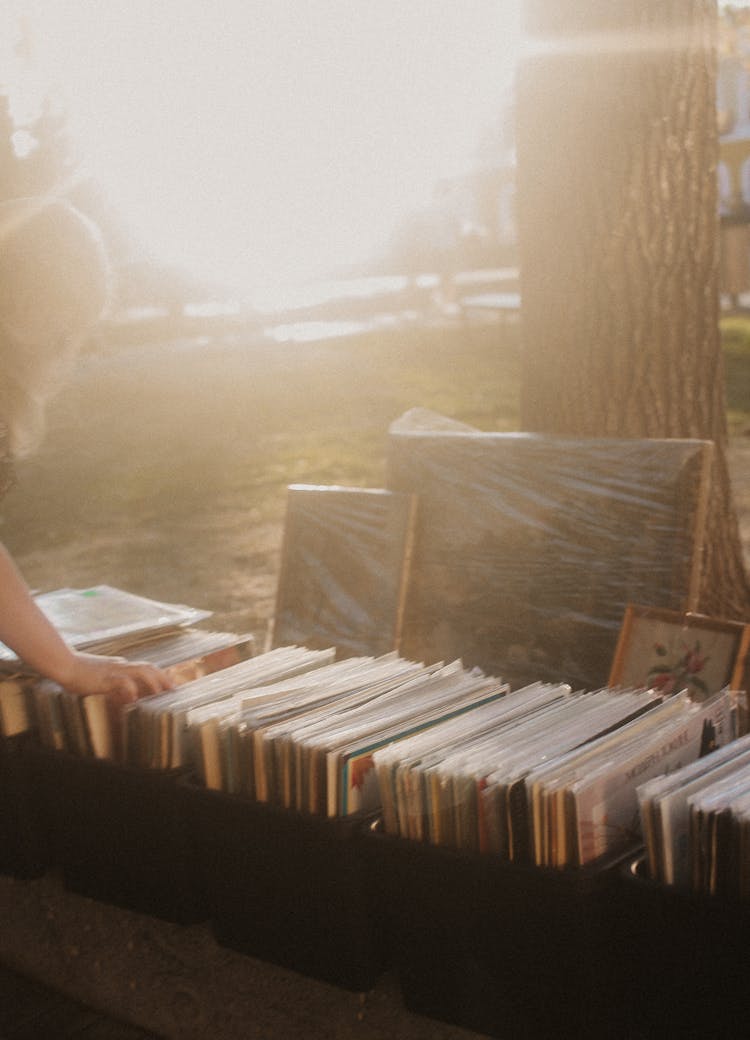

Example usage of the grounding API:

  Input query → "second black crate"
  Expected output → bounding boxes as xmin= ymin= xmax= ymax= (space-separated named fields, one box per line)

xmin=182 ymin=780 xmax=388 ymax=992
xmin=362 ymin=827 xmax=636 ymax=1040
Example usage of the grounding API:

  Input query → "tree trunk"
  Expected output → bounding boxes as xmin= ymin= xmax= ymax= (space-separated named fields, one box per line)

xmin=515 ymin=0 xmax=750 ymax=619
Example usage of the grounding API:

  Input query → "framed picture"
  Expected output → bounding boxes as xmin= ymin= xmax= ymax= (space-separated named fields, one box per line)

xmin=608 ymin=604 xmax=750 ymax=700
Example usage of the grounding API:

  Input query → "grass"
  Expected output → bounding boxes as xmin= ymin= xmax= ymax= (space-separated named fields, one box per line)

xmin=6 ymin=320 xmax=521 ymax=534
xmin=720 ymin=315 xmax=750 ymax=432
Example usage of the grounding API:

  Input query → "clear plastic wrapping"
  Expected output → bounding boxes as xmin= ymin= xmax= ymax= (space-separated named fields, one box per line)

xmin=271 ymin=485 xmax=416 ymax=658
xmin=387 ymin=412 xmax=713 ymax=690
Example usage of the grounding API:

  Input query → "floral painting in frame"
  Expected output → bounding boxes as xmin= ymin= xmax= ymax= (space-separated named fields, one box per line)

xmin=608 ymin=604 xmax=750 ymax=701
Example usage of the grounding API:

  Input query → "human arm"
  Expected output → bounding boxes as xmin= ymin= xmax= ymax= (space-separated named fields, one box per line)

xmin=0 ymin=542 xmax=173 ymax=708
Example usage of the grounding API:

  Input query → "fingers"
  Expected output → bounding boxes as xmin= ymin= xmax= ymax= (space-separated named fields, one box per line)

xmin=64 ymin=653 xmax=174 ymax=703
xmin=108 ymin=672 xmax=141 ymax=708
xmin=110 ymin=662 xmax=174 ymax=703
xmin=99 ymin=668 xmax=172 ymax=712
xmin=128 ymin=662 xmax=174 ymax=697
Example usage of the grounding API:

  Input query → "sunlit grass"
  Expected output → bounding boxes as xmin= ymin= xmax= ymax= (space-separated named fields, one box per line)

xmin=9 ymin=315 xmax=746 ymax=561
xmin=2 ymin=321 xmax=521 ymax=556
xmin=720 ymin=316 xmax=750 ymax=433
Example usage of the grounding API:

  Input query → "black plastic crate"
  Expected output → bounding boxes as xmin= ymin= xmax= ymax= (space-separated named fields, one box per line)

xmin=361 ymin=826 xmax=635 ymax=1040
xmin=181 ymin=779 xmax=387 ymax=991
xmin=612 ymin=855 xmax=750 ymax=1040
xmin=27 ymin=746 xmax=204 ymax=925
xmin=0 ymin=733 xmax=50 ymax=879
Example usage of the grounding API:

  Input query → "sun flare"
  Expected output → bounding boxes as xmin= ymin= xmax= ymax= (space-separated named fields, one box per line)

xmin=4 ymin=0 xmax=520 ymax=295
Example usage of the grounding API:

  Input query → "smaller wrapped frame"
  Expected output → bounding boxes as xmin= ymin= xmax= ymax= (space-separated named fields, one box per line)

xmin=271 ymin=485 xmax=417 ymax=659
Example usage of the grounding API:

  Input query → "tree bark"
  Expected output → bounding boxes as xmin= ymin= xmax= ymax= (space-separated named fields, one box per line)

xmin=515 ymin=0 xmax=750 ymax=619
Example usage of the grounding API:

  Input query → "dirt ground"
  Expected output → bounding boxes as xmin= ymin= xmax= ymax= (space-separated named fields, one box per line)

xmin=1 ymin=320 xmax=749 ymax=653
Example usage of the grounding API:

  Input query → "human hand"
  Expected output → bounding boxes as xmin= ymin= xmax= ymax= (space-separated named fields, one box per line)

xmin=58 ymin=651 xmax=174 ymax=709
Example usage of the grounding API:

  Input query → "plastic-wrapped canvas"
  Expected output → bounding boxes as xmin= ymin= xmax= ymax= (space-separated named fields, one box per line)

xmin=387 ymin=413 xmax=712 ymax=690
xmin=271 ymin=485 xmax=417 ymax=659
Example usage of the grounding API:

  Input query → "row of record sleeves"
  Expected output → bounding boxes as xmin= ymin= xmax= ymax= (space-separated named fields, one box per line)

xmin=10 ymin=632 xmax=746 ymax=880
xmin=2 ymin=584 xmax=750 ymax=887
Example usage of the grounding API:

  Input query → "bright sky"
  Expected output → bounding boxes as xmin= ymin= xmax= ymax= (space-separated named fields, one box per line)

xmin=2 ymin=0 xmax=521 ymax=295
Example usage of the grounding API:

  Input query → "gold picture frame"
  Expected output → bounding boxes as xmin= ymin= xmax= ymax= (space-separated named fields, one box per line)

xmin=608 ymin=604 xmax=750 ymax=700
